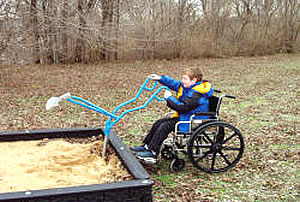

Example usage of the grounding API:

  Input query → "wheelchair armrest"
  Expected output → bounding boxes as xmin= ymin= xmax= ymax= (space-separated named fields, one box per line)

xmin=194 ymin=112 xmax=216 ymax=117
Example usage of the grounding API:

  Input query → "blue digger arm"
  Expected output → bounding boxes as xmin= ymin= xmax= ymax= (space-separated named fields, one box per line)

xmin=66 ymin=77 xmax=169 ymax=135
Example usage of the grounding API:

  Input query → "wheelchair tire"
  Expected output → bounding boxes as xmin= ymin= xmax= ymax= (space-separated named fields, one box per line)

xmin=187 ymin=121 xmax=244 ymax=173
xmin=169 ymin=158 xmax=185 ymax=173
xmin=161 ymin=145 xmax=174 ymax=160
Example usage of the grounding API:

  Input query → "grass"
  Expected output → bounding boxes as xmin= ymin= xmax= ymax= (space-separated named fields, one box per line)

xmin=0 ymin=53 xmax=299 ymax=201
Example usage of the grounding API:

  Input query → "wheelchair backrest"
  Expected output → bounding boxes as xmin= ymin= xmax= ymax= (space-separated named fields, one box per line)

xmin=209 ymin=96 xmax=221 ymax=116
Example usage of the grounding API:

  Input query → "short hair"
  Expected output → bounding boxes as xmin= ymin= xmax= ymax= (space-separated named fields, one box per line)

xmin=182 ymin=67 xmax=203 ymax=82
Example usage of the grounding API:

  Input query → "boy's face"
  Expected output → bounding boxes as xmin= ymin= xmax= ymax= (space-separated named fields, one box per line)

xmin=181 ymin=74 xmax=197 ymax=88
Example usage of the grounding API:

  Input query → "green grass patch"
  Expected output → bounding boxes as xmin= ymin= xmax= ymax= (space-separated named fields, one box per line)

xmin=152 ymin=174 xmax=179 ymax=187
xmin=269 ymin=143 xmax=300 ymax=150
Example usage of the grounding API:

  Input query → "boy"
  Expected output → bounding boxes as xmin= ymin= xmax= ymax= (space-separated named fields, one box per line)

xmin=130 ymin=67 xmax=213 ymax=162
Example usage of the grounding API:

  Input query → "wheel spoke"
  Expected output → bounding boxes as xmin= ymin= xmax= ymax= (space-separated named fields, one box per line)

xmin=195 ymin=138 xmax=201 ymax=154
xmin=199 ymin=144 xmax=212 ymax=148
xmin=195 ymin=149 xmax=212 ymax=163
xmin=211 ymin=152 xmax=217 ymax=170
xmin=201 ymin=135 xmax=210 ymax=144
xmin=202 ymin=131 xmax=214 ymax=144
xmin=222 ymin=132 xmax=237 ymax=144
xmin=216 ymin=126 xmax=225 ymax=143
xmin=223 ymin=146 xmax=241 ymax=151
xmin=192 ymin=144 xmax=212 ymax=149
xmin=219 ymin=151 xmax=231 ymax=166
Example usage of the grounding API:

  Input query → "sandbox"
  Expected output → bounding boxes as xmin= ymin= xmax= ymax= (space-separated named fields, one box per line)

xmin=0 ymin=128 xmax=153 ymax=202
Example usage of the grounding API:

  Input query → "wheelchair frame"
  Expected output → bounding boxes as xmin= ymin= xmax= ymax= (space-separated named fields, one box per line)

xmin=161 ymin=90 xmax=245 ymax=173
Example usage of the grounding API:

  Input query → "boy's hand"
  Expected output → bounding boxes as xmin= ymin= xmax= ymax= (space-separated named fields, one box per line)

xmin=149 ymin=74 xmax=161 ymax=80
xmin=164 ymin=90 xmax=172 ymax=99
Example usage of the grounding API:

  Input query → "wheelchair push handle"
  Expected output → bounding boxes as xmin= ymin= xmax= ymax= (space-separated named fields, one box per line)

xmin=225 ymin=94 xmax=236 ymax=99
xmin=214 ymin=89 xmax=236 ymax=99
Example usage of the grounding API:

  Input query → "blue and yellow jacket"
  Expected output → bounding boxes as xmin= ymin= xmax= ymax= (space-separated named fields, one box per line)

xmin=160 ymin=75 xmax=213 ymax=132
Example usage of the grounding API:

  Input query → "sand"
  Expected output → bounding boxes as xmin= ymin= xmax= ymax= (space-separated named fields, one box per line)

xmin=0 ymin=139 xmax=131 ymax=193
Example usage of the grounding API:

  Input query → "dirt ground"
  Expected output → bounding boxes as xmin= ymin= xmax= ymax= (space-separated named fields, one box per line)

xmin=0 ymin=53 xmax=299 ymax=201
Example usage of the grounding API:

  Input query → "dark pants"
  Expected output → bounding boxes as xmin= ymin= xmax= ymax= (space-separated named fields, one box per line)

xmin=143 ymin=117 xmax=179 ymax=154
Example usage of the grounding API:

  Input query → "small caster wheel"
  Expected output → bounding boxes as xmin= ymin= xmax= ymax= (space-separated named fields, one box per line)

xmin=169 ymin=158 xmax=185 ymax=173
xmin=161 ymin=145 xmax=174 ymax=160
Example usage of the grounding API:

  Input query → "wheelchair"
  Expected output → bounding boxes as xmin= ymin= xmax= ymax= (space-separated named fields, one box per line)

xmin=160 ymin=90 xmax=245 ymax=173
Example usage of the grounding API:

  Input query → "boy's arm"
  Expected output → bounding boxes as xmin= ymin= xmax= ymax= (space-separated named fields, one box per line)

xmin=159 ymin=75 xmax=181 ymax=91
xmin=166 ymin=92 xmax=202 ymax=113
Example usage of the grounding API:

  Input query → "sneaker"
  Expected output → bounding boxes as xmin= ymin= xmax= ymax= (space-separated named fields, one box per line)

xmin=130 ymin=145 xmax=146 ymax=152
xmin=136 ymin=150 xmax=156 ymax=158
xmin=136 ymin=151 xmax=157 ymax=164
xmin=138 ymin=156 xmax=157 ymax=164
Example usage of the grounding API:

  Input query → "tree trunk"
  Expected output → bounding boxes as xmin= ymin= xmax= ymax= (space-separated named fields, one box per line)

xmin=175 ymin=0 xmax=187 ymax=58
xmin=30 ymin=0 xmax=40 ymax=64
xmin=100 ymin=0 xmax=116 ymax=61
xmin=100 ymin=0 xmax=109 ymax=60
xmin=61 ymin=0 xmax=68 ymax=63
xmin=114 ymin=0 xmax=120 ymax=60
xmin=75 ymin=0 xmax=85 ymax=63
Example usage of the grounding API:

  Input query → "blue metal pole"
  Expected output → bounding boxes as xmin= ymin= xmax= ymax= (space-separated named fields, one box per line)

xmin=65 ymin=78 xmax=169 ymax=157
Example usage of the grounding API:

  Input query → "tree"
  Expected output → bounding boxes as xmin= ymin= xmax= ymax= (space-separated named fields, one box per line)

xmin=1 ymin=0 xmax=300 ymax=64
xmin=61 ymin=0 xmax=68 ymax=62
xmin=30 ymin=0 xmax=40 ymax=63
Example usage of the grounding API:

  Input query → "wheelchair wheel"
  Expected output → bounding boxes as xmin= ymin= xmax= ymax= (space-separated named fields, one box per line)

xmin=188 ymin=121 xmax=244 ymax=173
xmin=169 ymin=158 xmax=185 ymax=173
xmin=161 ymin=145 xmax=174 ymax=160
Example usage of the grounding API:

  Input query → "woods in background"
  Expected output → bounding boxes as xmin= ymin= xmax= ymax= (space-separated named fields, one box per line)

xmin=0 ymin=0 xmax=300 ymax=65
